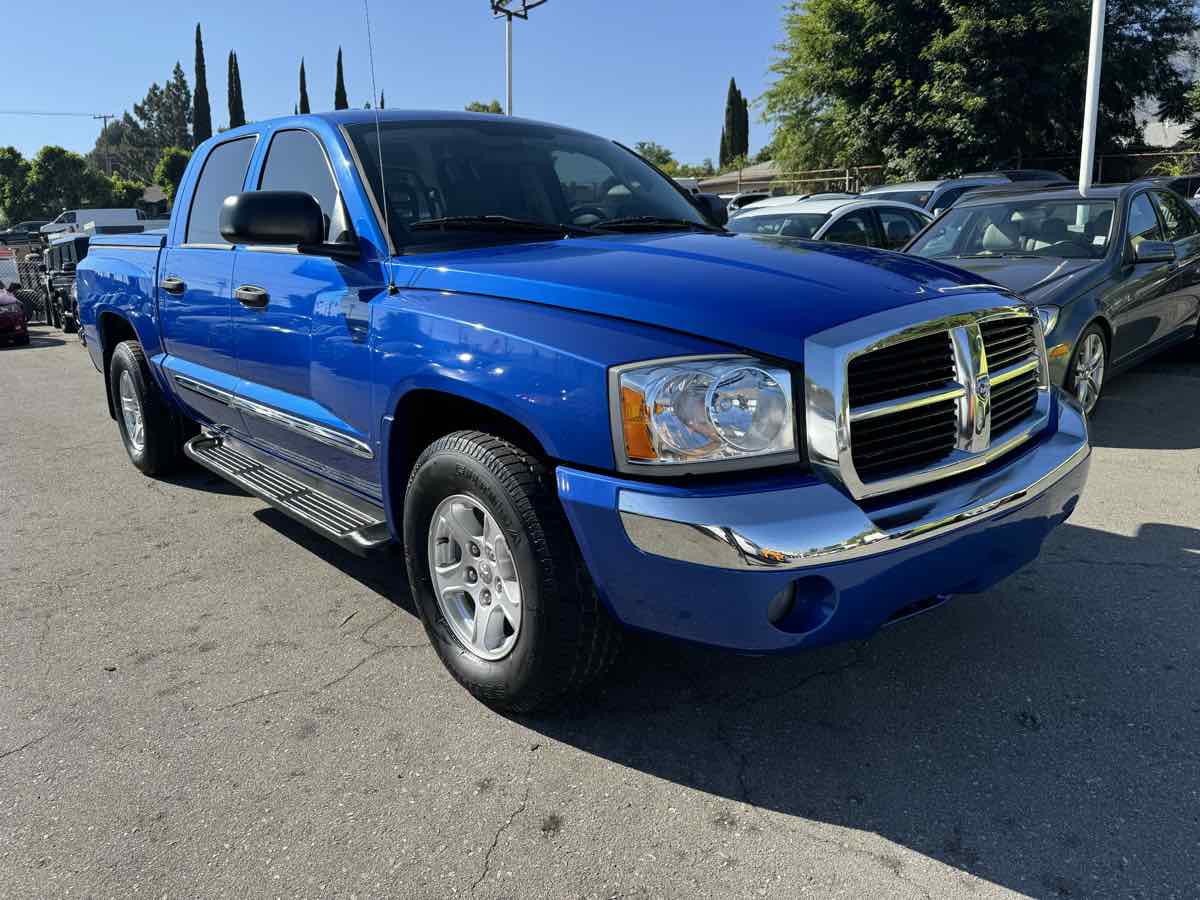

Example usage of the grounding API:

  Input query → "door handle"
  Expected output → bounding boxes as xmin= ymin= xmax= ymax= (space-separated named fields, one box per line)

xmin=160 ymin=276 xmax=186 ymax=295
xmin=234 ymin=285 xmax=270 ymax=309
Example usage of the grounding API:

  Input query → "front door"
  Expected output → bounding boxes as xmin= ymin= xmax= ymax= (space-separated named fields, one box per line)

xmin=1109 ymin=191 xmax=1174 ymax=365
xmin=158 ymin=135 xmax=257 ymax=430
xmin=230 ymin=128 xmax=380 ymax=496
xmin=1150 ymin=190 xmax=1200 ymax=345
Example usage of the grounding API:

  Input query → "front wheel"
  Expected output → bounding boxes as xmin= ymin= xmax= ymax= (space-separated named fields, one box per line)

xmin=1067 ymin=325 xmax=1107 ymax=416
xmin=403 ymin=431 xmax=620 ymax=712
xmin=108 ymin=340 xmax=184 ymax=475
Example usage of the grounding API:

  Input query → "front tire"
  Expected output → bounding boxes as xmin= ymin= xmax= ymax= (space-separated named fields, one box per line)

xmin=1067 ymin=325 xmax=1107 ymax=416
xmin=108 ymin=340 xmax=184 ymax=475
xmin=403 ymin=431 xmax=620 ymax=712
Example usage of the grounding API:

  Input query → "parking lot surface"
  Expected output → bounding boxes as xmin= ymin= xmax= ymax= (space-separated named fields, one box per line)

xmin=1 ymin=328 xmax=1198 ymax=899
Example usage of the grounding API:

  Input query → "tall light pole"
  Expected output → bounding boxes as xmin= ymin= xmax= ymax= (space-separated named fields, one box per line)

xmin=1078 ymin=0 xmax=1106 ymax=194
xmin=490 ymin=0 xmax=548 ymax=115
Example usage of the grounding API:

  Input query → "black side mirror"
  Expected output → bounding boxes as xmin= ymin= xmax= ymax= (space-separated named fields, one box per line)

xmin=1134 ymin=239 xmax=1176 ymax=264
xmin=220 ymin=191 xmax=325 ymax=246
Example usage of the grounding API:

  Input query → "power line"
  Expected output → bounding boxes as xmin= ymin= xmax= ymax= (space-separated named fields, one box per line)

xmin=0 ymin=110 xmax=111 ymax=118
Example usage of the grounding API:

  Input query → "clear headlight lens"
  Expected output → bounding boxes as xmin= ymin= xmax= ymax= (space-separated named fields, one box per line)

xmin=1036 ymin=305 xmax=1060 ymax=336
xmin=616 ymin=357 xmax=796 ymax=469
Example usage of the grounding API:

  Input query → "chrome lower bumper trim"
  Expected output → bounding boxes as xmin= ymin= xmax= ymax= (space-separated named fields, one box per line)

xmin=619 ymin=393 xmax=1089 ymax=571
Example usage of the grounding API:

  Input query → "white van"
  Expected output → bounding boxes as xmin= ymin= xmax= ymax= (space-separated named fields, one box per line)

xmin=41 ymin=209 xmax=143 ymax=236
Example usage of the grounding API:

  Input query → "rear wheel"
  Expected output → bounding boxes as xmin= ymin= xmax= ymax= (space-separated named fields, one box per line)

xmin=108 ymin=340 xmax=185 ymax=475
xmin=403 ymin=431 xmax=621 ymax=712
xmin=1067 ymin=325 xmax=1106 ymax=416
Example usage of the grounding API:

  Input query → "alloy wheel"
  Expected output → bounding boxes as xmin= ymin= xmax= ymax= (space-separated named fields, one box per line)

xmin=118 ymin=370 xmax=145 ymax=452
xmin=427 ymin=494 xmax=523 ymax=661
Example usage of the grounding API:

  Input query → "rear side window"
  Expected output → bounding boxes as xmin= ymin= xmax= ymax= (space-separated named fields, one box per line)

xmin=258 ymin=130 xmax=348 ymax=242
xmin=877 ymin=207 xmax=924 ymax=249
xmin=186 ymin=137 xmax=256 ymax=245
xmin=1151 ymin=191 xmax=1198 ymax=242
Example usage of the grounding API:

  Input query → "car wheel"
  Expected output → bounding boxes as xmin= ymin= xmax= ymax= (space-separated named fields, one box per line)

xmin=14 ymin=333 xmax=29 ymax=346
xmin=108 ymin=340 xmax=184 ymax=475
xmin=1067 ymin=325 xmax=1107 ymax=416
xmin=403 ymin=430 xmax=621 ymax=712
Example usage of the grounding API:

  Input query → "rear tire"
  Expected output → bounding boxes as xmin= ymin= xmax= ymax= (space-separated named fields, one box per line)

xmin=403 ymin=430 xmax=621 ymax=712
xmin=108 ymin=340 xmax=184 ymax=475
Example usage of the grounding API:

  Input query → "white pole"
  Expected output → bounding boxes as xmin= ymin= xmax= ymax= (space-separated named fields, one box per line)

xmin=506 ymin=15 xmax=513 ymax=115
xmin=1078 ymin=0 xmax=1106 ymax=194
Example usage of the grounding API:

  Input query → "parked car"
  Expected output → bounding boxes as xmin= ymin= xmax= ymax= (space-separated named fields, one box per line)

xmin=0 ymin=220 xmax=49 ymax=244
xmin=0 ymin=286 xmax=30 ymax=346
xmin=41 ymin=208 xmax=144 ymax=237
xmin=726 ymin=195 xmax=931 ymax=250
xmin=41 ymin=234 xmax=89 ymax=333
xmin=906 ymin=182 xmax=1200 ymax=414
xmin=965 ymin=169 xmax=1070 ymax=182
xmin=77 ymin=111 xmax=1091 ymax=711
xmin=861 ymin=176 xmax=1010 ymax=215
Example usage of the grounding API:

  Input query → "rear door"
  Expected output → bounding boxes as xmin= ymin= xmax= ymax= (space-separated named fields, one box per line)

xmin=230 ymin=128 xmax=380 ymax=494
xmin=158 ymin=135 xmax=257 ymax=429
xmin=1150 ymin=190 xmax=1200 ymax=344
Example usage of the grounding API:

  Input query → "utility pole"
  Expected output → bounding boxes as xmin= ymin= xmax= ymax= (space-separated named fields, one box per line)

xmin=94 ymin=113 xmax=116 ymax=175
xmin=1078 ymin=0 xmax=1105 ymax=194
xmin=490 ymin=1 xmax=548 ymax=115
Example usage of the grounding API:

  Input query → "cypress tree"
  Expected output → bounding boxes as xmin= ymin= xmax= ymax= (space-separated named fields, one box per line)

xmin=193 ymin=24 xmax=212 ymax=147
xmin=228 ymin=51 xmax=246 ymax=128
xmin=334 ymin=48 xmax=349 ymax=110
xmin=721 ymin=78 xmax=739 ymax=167
xmin=379 ymin=91 xmax=385 ymax=109
xmin=299 ymin=58 xmax=310 ymax=114
xmin=737 ymin=92 xmax=750 ymax=159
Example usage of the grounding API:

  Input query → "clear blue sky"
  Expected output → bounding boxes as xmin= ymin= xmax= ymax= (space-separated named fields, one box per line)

xmin=2 ymin=1 xmax=782 ymax=166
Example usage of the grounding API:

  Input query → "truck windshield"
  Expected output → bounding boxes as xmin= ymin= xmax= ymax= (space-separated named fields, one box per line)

xmin=346 ymin=120 xmax=711 ymax=252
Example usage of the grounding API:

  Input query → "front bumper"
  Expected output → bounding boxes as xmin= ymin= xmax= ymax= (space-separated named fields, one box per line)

xmin=557 ymin=391 xmax=1090 ymax=653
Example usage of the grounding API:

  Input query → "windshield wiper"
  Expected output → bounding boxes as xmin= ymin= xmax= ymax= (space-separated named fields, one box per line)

xmin=943 ymin=253 xmax=1042 ymax=259
xmin=595 ymin=216 xmax=726 ymax=234
xmin=407 ymin=215 xmax=599 ymax=237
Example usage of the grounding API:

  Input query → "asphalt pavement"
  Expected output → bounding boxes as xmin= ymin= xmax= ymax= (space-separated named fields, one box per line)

xmin=2 ymin=326 xmax=1198 ymax=899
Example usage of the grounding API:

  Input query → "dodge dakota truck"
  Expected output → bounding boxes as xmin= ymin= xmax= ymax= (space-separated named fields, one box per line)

xmin=77 ymin=111 xmax=1091 ymax=711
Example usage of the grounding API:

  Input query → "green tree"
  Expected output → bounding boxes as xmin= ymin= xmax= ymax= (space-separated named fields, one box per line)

xmin=106 ymin=174 xmax=146 ymax=208
xmin=0 ymin=147 xmax=36 ymax=222
xmin=193 ymin=24 xmax=212 ymax=147
xmin=299 ymin=58 xmax=311 ymax=114
xmin=26 ymin=147 xmax=111 ymax=214
xmin=465 ymin=99 xmax=504 ymax=113
xmin=634 ymin=141 xmax=675 ymax=167
xmin=334 ymin=48 xmax=349 ymax=110
xmin=763 ymin=0 xmax=1196 ymax=180
xmin=228 ymin=52 xmax=246 ymax=128
xmin=153 ymin=147 xmax=192 ymax=203
xmin=720 ymin=78 xmax=748 ymax=167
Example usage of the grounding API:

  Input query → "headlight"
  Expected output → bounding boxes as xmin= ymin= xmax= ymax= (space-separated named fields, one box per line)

xmin=1036 ymin=305 xmax=1059 ymax=336
xmin=613 ymin=356 xmax=797 ymax=471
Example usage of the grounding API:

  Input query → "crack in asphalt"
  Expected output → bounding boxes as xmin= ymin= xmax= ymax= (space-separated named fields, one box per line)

xmin=471 ymin=744 xmax=540 ymax=894
xmin=0 ymin=731 xmax=53 ymax=763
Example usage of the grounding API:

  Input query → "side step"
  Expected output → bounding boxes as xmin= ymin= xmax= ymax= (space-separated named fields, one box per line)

xmin=184 ymin=434 xmax=393 ymax=557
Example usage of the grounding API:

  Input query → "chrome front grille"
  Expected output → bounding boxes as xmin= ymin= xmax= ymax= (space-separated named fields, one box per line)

xmin=804 ymin=299 xmax=1052 ymax=501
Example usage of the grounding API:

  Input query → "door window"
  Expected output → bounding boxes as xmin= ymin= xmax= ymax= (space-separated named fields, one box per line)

xmin=1151 ymin=191 xmax=1198 ymax=242
xmin=877 ymin=208 xmax=924 ymax=249
xmin=822 ymin=211 xmax=875 ymax=246
xmin=1127 ymin=193 xmax=1163 ymax=250
xmin=258 ymin=130 xmax=348 ymax=242
xmin=186 ymin=137 xmax=256 ymax=245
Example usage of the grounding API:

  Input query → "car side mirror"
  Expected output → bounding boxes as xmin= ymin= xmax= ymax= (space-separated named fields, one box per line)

xmin=220 ymin=191 xmax=325 ymax=247
xmin=1134 ymin=239 xmax=1176 ymax=264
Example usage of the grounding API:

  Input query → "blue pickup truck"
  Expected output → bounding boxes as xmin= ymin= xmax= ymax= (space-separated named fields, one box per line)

xmin=78 ymin=111 xmax=1091 ymax=710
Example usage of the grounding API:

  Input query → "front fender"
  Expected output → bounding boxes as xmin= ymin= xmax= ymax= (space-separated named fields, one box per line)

xmin=1044 ymin=295 xmax=1108 ymax=388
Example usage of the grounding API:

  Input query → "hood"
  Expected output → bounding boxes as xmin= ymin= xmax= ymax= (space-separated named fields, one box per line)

xmin=400 ymin=234 xmax=1008 ymax=364
xmin=938 ymin=256 xmax=1103 ymax=303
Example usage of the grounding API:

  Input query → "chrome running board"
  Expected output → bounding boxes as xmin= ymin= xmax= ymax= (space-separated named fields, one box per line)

xmin=184 ymin=433 xmax=392 ymax=557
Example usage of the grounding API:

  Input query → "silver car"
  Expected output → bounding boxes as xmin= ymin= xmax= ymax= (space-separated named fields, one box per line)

xmin=725 ymin=196 xmax=932 ymax=250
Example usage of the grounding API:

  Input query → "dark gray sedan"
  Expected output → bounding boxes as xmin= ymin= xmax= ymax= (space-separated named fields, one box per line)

xmin=907 ymin=182 xmax=1200 ymax=414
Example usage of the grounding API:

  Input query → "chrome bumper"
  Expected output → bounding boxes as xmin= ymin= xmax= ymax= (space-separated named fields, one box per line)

xmin=618 ymin=392 xmax=1089 ymax=571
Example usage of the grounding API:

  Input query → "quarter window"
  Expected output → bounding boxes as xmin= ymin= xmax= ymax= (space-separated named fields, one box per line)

xmin=822 ymin=211 xmax=875 ymax=246
xmin=186 ymin=137 xmax=255 ymax=245
xmin=258 ymin=130 xmax=348 ymax=242
xmin=1151 ymin=191 xmax=1198 ymax=242
xmin=877 ymin=208 xmax=924 ymax=249
xmin=1127 ymin=193 xmax=1163 ymax=249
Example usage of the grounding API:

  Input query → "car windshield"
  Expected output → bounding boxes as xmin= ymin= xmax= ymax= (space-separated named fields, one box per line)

xmin=866 ymin=190 xmax=930 ymax=208
xmin=346 ymin=120 xmax=711 ymax=252
xmin=726 ymin=212 xmax=829 ymax=238
xmin=909 ymin=198 xmax=1117 ymax=261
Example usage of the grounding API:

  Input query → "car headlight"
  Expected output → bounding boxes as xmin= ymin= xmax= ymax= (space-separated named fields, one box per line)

xmin=613 ymin=356 xmax=797 ymax=471
xmin=1036 ymin=305 xmax=1060 ymax=336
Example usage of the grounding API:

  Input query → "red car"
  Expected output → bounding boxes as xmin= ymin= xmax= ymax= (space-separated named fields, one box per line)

xmin=0 ymin=288 xmax=29 ymax=346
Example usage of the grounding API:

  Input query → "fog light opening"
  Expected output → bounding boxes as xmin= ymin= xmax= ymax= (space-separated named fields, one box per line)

xmin=768 ymin=575 xmax=837 ymax=634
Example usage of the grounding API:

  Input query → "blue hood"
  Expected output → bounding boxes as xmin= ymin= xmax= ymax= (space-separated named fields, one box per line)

xmin=398 ymin=233 xmax=1010 ymax=364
